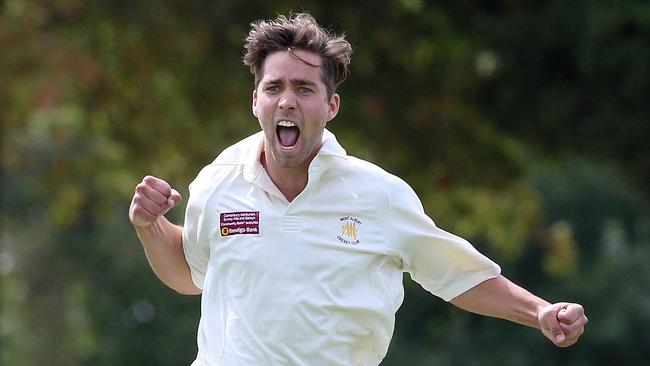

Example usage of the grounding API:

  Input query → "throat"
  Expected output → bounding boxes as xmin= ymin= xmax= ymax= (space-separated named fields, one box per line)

xmin=260 ymin=150 xmax=308 ymax=202
xmin=271 ymin=169 xmax=308 ymax=202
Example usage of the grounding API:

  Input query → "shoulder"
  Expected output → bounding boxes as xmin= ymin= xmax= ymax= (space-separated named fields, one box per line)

xmin=189 ymin=132 xmax=262 ymax=191
xmin=344 ymin=155 xmax=415 ymax=193
xmin=336 ymin=155 xmax=422 ymax=210
xmin=211 ymin=131 xmax=262 ymax=165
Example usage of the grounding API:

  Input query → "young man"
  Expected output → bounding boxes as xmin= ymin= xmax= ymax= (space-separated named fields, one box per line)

xmin=129 ymin=13 xmax=587 ymax=366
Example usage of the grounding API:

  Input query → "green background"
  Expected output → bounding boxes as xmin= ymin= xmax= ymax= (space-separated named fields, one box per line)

xmin=2 ymin=1 xmax=648 ymax=365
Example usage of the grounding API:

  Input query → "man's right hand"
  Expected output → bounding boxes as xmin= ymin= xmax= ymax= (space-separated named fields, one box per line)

xmin=129 ymin=176 xmax=182 ymax=228
xmin=128 ymin=176 xmax=198 ymax=295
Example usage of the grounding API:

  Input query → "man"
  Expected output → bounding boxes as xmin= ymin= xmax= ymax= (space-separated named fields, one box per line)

xmin=129 ymin=13 xmax=587 ymax=366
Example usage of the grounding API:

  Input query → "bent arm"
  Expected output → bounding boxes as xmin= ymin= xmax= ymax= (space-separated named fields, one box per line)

xmin=129 ymin=175 xmax=201 ymax=295
xmin=450 ymin=275 xmax=547 ymax=328
xmin=450 ymin=275 xmax=587 ymax=347
xmin=135 ymin=216 xmax=201 ymax=295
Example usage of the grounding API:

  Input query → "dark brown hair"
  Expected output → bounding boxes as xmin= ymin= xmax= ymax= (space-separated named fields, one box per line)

xmin=243 ymin=13 xmax=352 ymax=98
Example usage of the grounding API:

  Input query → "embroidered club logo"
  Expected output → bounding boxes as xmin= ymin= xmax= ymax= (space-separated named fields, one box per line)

xmin=220 ymin=211 xmax=260 ymax=236
xmin=337 ymin=216 xmax=361 ymax=245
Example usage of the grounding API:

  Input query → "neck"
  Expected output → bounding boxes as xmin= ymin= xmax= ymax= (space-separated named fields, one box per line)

xmin=260 ymin=151 xmax=310 ymax=202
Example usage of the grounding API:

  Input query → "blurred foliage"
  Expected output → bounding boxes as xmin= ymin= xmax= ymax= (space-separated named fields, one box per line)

xmin=1 ymin=0 xmax=648 ymax=365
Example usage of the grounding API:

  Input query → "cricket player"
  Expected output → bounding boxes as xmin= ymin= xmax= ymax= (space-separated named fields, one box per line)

xmin=129 ymin=13 xmax=587 ymax=366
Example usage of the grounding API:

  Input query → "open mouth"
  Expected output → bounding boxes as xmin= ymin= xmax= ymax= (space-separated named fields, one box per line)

xmin=277 ymin=120 xmax=300 ymax=148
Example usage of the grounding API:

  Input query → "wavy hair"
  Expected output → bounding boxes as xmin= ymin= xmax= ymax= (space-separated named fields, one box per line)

xmin=243 ymin=13 xmax=353 ymax=98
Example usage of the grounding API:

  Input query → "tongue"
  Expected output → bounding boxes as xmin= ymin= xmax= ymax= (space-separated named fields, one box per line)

xmin=278 ymin=126 xmax=299 ymax=147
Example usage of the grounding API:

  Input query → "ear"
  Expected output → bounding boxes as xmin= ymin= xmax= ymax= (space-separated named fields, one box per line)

xmin=326 ymin=93 xmax=341 ymax=122
xmin=252 ymin=89 xmax=258 ymax=117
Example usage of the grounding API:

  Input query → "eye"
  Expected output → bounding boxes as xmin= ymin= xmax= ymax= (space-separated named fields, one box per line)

xmin=265 ymin=85 xmax=280 ymax=93
xmin=298 ymin=87 xmax=314 ymax=95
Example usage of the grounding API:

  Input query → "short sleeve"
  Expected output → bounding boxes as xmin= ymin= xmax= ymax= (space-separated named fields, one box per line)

xmin=389 ymin=179 xmax=500 ymax=301
xmin=182 ymin=166 xmax=215 ymax=290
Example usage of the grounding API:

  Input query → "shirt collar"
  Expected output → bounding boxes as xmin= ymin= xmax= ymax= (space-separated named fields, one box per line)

xmin=319 ymin=129 xmax=348 ymax=159
xmin=242 ymin=128 xmax=347 ymax=183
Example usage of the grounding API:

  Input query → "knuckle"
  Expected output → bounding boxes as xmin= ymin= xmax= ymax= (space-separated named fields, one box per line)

xmin=131 ymin=195 xmax=142 ymax=206
xmin=135 ymin=184 xmax=147 ymax=194
xmin=133 ymin=193 xmax=147 ymax=204
xmin=572 ymin=304 xmax=584 ymax=314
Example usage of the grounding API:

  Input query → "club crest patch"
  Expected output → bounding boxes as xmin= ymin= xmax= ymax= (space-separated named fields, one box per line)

xmin=337 ymin=216 xmax=361 ymax=245
xmin=220 ymin=211 xmax=260 ymax=236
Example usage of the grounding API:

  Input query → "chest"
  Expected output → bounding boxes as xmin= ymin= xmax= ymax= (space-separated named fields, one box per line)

xmin=200 ymin=179 xmax=397 ymax=297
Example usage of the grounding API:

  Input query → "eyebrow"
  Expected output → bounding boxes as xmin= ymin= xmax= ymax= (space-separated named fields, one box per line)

xmin=265 ymin=79 xmax=318 ymax=87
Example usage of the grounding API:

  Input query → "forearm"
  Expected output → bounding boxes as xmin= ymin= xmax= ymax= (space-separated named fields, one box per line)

xmin=450 ymin=275 xmax=549 ymax=329
xmin=135 ymin=216 xmax=201 ymax=295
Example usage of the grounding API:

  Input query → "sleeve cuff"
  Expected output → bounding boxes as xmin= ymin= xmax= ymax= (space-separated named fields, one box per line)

xmin=437 ymin=266 xmax=501 ymax=302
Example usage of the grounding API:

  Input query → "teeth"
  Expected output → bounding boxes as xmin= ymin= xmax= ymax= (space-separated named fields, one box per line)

xmin=278 ymin=120 xmax=296 ymax=127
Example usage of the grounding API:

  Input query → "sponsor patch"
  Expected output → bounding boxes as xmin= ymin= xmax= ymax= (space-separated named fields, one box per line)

xmin=220 ymin=211 xmax=260 ymax=236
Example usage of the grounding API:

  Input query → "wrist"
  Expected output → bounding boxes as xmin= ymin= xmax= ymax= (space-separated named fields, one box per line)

xmin=533 ymin=300 xmax=552 ymax=328
xmin=134 ymin=216 xmax=171 ymax=242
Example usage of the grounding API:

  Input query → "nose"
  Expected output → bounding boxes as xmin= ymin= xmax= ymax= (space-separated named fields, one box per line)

xmin=278 ymin=90 xmax=297 ymax=110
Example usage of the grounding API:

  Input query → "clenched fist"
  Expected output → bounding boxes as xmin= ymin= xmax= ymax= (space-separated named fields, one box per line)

xmin=538 ymin=302 xmax=588 ymax=347
xmin=129 ymin=175 xmax=182 ymax=228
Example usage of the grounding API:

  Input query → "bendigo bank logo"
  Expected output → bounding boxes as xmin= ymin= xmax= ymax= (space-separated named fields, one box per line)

xmin=337 ymin=216 xmax=361 ymax=245
xmin=220 ymin=211 xmax=260 ymax=236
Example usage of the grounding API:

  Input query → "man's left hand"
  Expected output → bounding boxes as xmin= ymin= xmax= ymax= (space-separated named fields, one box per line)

xmin=538 ymin=302 xmax=588 ymax=347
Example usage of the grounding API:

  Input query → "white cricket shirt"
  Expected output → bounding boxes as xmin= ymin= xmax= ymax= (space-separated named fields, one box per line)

xmin=183 ymin=130 xmax=500 ymax=366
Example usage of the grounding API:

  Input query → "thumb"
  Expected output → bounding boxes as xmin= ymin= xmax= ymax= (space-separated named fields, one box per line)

xmin=161 ymin=189 xmax=182 ymax=215
xmin=549 ymin=309 xmax=569 ymax=344
xmin=550 ymin=322 xmax=566 ymax=344
xmin=169 ymin=189 xmax=182 ymax=207
xmin=540 ymin=303 xmax=567 ymax=345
